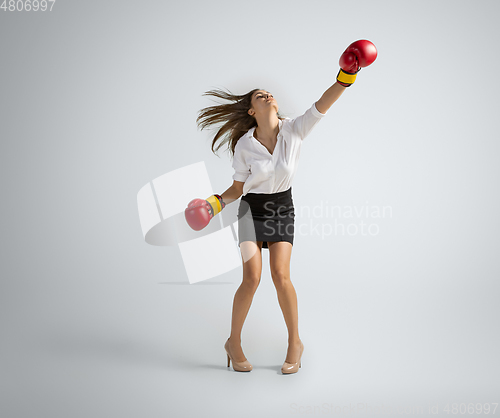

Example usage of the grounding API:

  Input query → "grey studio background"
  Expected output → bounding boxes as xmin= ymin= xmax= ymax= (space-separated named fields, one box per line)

xmin=1 ymin=0 xmax=499 ymax=417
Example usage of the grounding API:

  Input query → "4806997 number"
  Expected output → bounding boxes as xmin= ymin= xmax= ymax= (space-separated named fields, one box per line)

xmin=443 ymin=403 xmax=498 ymax=414
xmin=1 ymin=0 xmax=56 ymax=11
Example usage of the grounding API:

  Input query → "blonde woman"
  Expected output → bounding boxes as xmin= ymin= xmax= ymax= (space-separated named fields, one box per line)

xmin=185 ymin=40 xmax=377 ymax=374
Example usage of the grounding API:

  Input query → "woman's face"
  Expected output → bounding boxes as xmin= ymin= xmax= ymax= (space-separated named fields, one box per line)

xmin=248 ymin=90 xmax=279 ymax=118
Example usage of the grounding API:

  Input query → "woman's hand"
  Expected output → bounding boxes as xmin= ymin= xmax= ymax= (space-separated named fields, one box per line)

xmin=185 ymin=194 xmax=225 ymax=231
xmin=337 ymin=39 xmax=378 ymax=87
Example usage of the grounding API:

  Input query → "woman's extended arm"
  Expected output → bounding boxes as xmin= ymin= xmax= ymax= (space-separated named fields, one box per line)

xmin=315 ymin=82 xmax=347 ymax=114
xmin=221 ymin=180 xmax=244 ymax=205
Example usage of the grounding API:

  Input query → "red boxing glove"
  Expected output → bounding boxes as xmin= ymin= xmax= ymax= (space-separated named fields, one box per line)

xmin=337 ymin=39 xmax=378 ymax=87
xmin=185 ymin=194 xmax=226 ymax=231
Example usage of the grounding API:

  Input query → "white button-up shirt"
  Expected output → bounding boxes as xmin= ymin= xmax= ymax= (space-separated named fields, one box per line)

xmin=232 ymin=101 xmax=327 ymax=196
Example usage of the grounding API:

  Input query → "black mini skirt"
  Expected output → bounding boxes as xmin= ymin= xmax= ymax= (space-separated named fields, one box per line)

xmin=237 ymin=187 xmax=295 ymax=249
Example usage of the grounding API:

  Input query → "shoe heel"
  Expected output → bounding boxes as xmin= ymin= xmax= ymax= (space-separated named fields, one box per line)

xmin=224 ymin=338 xmax=252 ymax=372
xmin=281 ymin=341 xmax=304 ymax=374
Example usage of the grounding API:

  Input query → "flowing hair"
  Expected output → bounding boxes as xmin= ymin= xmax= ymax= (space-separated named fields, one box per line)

xmin=196 ymin=87 xmax=286 ymax=158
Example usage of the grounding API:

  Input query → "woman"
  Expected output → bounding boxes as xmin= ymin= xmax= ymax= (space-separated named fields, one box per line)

xmin=185 ymin=40 xmax=377 ymax=374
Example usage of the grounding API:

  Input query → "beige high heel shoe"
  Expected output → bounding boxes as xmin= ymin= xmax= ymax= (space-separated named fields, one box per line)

xmin=281 ymin=340 xmax=304 ymax=374
xmin=224 ymin=338 xmax=253 ymax=372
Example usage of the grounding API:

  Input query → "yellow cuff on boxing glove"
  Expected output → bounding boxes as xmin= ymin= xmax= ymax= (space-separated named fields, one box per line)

xmin=206 ymin=194 xmax=222 ymax=216
xmin=336 ymin=68 xmax=357 ymax=86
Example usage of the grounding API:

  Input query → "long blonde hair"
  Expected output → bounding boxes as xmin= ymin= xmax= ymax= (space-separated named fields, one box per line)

xmin=196 ymin=87 xmax=286 ymax=157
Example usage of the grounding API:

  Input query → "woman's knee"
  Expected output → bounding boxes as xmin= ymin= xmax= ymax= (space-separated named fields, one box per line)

xmin=242 ymin=274 xmax=261 ymax=290
xmin=242 ymin=265 xmax=261 ymax=289
xmin=271 ymin=269 xmax=290 ymax=288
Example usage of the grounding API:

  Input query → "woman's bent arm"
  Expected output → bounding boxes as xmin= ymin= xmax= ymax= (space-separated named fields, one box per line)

xmin=221 ymin=181 xmax=244 ymax=205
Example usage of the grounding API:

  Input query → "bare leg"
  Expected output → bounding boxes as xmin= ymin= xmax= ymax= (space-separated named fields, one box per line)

xmin=228 ymin=241 xmax=263 ymax=362
xmin=268 ymin=241 xmax=302 ymax=363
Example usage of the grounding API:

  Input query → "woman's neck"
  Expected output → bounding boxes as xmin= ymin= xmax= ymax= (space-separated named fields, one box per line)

xmin=254 ymin=114 xmax=280 ymax=142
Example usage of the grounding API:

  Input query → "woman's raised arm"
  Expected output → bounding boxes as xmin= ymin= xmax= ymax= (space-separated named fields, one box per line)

xmin=315 ymin=82 xmax=347 ymax=114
